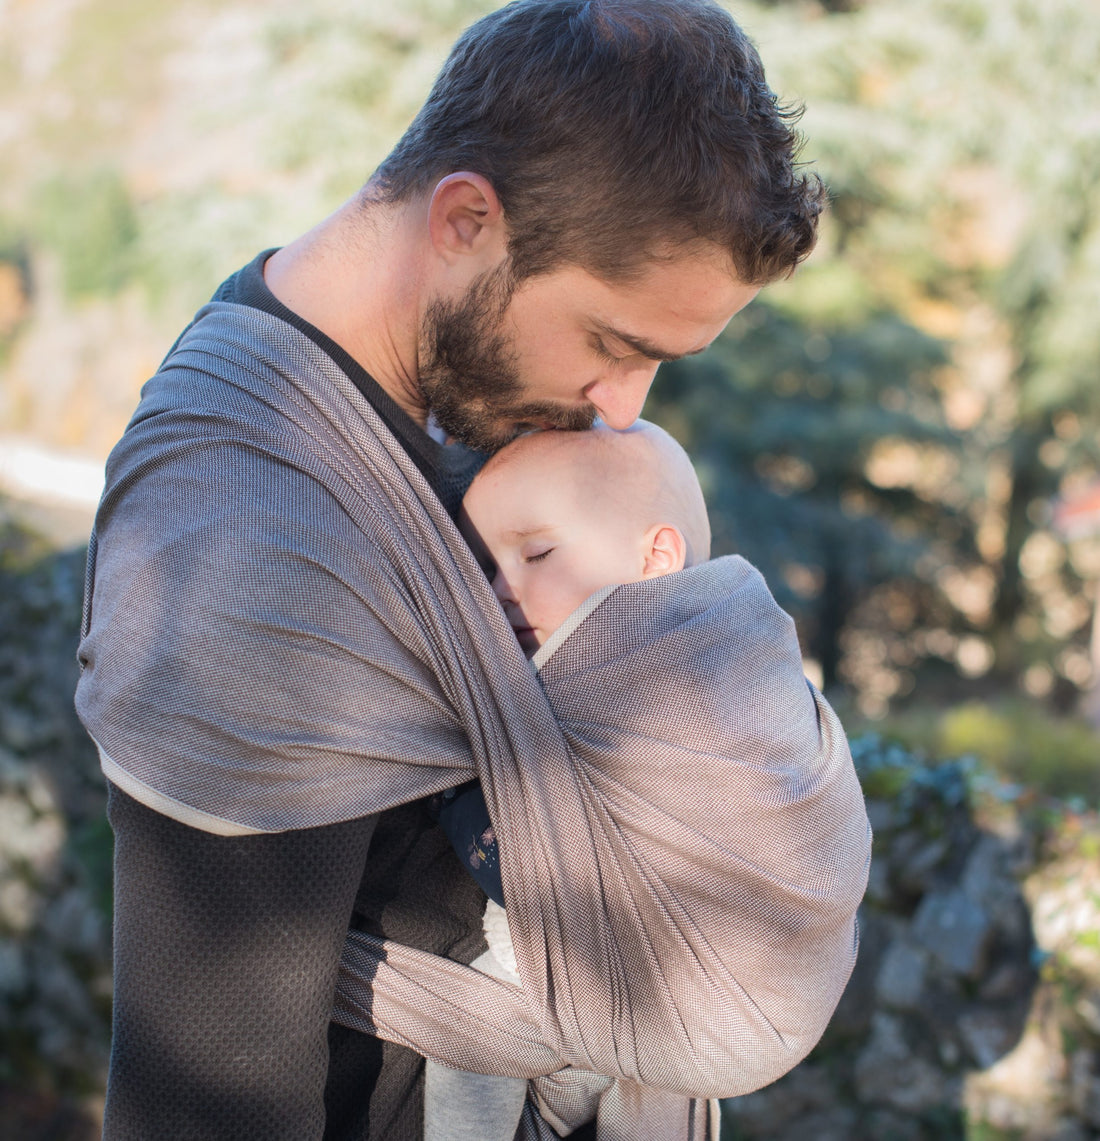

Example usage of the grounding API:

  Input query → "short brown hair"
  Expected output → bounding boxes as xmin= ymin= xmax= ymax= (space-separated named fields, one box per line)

xmin=371 ymin=0 xmax=825 ymax=285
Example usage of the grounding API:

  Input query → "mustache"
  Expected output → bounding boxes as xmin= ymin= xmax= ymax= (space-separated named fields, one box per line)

xmin=505 ymin=402 xmax=598 ymax=434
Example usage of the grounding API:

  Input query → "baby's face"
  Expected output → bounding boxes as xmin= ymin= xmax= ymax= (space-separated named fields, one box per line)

xmin=461 ymin=454 xmax=651 ymax=657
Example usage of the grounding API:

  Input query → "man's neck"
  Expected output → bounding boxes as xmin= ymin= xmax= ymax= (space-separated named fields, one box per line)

xmin=263 ymin=197 xmax=429 ymax=426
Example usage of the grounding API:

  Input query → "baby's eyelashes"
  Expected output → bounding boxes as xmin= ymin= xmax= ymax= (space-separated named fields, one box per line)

xmin=524 ymin=548 xmax=554 ymax=564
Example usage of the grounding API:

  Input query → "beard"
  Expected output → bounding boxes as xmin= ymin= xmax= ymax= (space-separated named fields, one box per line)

xmin=417 ymin=261 xmax=596 ymax=454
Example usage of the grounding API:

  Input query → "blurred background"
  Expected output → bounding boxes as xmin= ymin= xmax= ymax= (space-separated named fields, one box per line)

xmin=0 ymin=0 xmax=1098 ymax=1137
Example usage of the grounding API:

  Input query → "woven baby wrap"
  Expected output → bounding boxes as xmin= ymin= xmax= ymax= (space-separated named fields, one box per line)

xmin=75 ymin=304 xmax=871 ymax=1139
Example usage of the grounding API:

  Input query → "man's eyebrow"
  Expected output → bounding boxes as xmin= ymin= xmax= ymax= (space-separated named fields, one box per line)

xmin=594 ymin=321 xmax=711 ymax=363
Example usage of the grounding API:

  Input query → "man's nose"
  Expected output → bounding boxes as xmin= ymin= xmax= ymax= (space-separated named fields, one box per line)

xmin=583 ymin=362 xmax=661 ymax=430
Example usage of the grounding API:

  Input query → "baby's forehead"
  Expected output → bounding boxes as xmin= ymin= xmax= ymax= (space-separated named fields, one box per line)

xmin=463 ymin=432 xmax=673 ymax=542
xmin=482 ymin=426 xmax=656 ymax=486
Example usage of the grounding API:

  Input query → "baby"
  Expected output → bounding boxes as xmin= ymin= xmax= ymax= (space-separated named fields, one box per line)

xmin=427 ymin=420 xmax=712 ymax=1141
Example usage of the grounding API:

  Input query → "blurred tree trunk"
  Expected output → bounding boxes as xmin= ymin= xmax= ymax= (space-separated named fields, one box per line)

xmin=1087 ymin=596 xmax=1100 ymax=730
xmin=817 ymin=530 xmax=852 ymax=693
xmin=991 ymin=417 xmax=1056 ymax=675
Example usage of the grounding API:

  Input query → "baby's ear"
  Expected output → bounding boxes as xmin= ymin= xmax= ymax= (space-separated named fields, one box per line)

xmin=642 ymin=525 xmax=687 ymax=579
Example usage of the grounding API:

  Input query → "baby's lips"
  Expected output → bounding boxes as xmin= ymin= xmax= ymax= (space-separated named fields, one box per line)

xmin=511 ymin=623 xmax=540 ymax=651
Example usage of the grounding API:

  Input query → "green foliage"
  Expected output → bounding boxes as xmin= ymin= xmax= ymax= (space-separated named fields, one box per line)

xmin=0 ymin=211 xmax=22 ymax=264
xmin=70 ymin=815 xmax=114 ymax=920
xmin=964 ymin=1121 xmax=1025 ymax=1141
xmin=32 ymin=168 xmax=138 ymax=299
xmin=748 ymin=0 xmax=1100 ymax=684
xmin=0 ymin=0 xmax=1097 ymax=728
xmin=850 ymin=733 xmax=976 ymax=811
xmin=939 ymin=703 xmax=1100 ymax=803
xmin=0 ymin=517 xmax=56 ymax=576
xmin=863 ymin=700 xmax=1100 ymax=804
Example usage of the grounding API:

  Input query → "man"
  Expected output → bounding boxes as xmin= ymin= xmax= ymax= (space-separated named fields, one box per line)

xmin=75 ymin=1 xmax=826 ymax=1137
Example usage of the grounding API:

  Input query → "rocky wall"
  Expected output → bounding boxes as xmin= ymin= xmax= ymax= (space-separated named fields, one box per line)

xmin=0 ymin=526 xmax=108 ymax=1138
xmin=724 ymin=739 xmax=1100 ymax=1141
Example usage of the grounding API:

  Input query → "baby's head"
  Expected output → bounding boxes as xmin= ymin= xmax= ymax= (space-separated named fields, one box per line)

xmin=460 ymin=421 xmax=710 ymax=656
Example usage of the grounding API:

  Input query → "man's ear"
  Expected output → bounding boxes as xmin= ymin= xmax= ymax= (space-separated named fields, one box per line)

xmin=642 ymin=525 xmax=687 ymax=579
xmin=427 ymin=172 xmax=507 ymax=267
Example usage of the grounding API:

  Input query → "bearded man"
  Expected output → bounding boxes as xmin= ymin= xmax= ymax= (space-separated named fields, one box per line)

xmin=75 ymin=1 xmax=827 ymax=1138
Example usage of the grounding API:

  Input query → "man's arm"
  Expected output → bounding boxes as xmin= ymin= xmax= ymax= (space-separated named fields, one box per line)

xmin=104 ymin=782 xmax=378 ymax=1140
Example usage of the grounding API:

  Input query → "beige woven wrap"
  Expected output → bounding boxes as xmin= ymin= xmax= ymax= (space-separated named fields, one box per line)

xmin=335 ymin=552 xmax=870 ymax=1138
xmin=75 ymin=304 xmax=871 ymax=1139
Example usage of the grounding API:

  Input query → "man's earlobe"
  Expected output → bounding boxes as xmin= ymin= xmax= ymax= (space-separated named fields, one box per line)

xmin=642 ymin=526 xmax=687 ymax=579
xmin=427 ymin=172 xmax=506 ymax=264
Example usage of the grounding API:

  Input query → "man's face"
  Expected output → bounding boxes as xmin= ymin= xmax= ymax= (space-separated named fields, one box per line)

xmin=461 ymin=448 xmax=650 ymax=656
xmin=418 ymin=243 xmax=759 ymax=453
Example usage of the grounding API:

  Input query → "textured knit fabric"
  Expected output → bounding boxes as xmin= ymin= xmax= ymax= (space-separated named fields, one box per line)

xmin=212 ymin=251 xmax=490 ymax=1134
xmin=103 ymin=782 xmax=378 ymax=1139
xmin=76 ymin=303 xmax=489 ymax=830
xmin=103 ymin=786 xmax=490 ymax=1138
xmin=76 ymin=302 xmax=869 ymax=1139
xmin=423 ymin=904 xmax=526 ymax=1141
xmin=83 ymin=270 xmax=489 ymax=1138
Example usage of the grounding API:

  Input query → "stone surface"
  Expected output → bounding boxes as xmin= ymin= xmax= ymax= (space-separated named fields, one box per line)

xmin=1076 ymin=993 xmax=1100 ymax=1037
xmin=723 ymin=1061 xmax=837 ymax=1132
xmin=958 ymin=1007 xmax=1022 ymax=1069
xmin=861 ymin=1108 xmax=928 ymax=1141
xmin=865 ymin=798 xmax=898 ymax=834
xmin=1049 ymin=1120 xmax=1092 ymax=1141
xmin=875 ymin=939 xmax=928 ymax=1010
xmin=1030 ymin=856 xmax=1100 ymax=980
xmin=722 ymin=739 xmax=1100 ymax=1141
xmin=0 ymin=875 xmax=36 ymax=932
xmin=854 ymin=1012 xmax=960 ymax=1112
xmin=1071 ymin=1051 xmax=1100 ymax=1129
xmin=912 ymin=887 xmax=993 ymax=978
xmin=40 ymin=887 xmax=106 ymax=958
xmin=777 ymin=1107 xmax=859 ymax=1141
xmin=964 ymin=1025 xmax=1066 ymax=1136
xmin=891 ymin=830 xmax=952 ymax=897
xmin=0 ymin=937 xmax=27 ymax=995
xmin=864 ymin=852 xmax=893 ymax=906
xmin=979 ymin=961 xmax=1035 ymax=1002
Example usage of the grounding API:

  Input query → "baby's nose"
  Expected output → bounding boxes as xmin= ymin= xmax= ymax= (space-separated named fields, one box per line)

xmin=491 ymin=569 xmax=517 ymax=605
